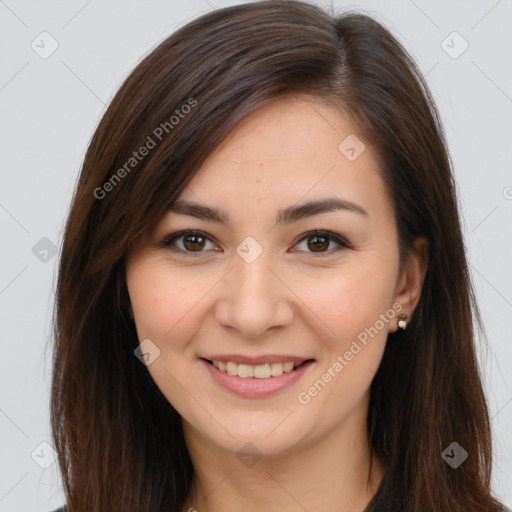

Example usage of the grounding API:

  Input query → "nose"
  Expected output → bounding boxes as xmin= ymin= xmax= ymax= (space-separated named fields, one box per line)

xmin=214 ymin=248 xmax=294 ymax=339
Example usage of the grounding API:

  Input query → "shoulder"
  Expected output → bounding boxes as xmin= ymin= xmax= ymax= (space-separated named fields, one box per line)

xmin=50 ymin=507 xmax=66 ymax=512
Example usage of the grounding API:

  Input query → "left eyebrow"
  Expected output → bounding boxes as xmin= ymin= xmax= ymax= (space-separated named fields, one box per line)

xmin=166 ymin=197 xmax=368 ymax=226
xmin=277 ymin=197 xmax=368 ymax=224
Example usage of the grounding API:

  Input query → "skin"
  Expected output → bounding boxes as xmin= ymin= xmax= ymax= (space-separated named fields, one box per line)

xmin=125 ymin=95 xmax=428 ymax=512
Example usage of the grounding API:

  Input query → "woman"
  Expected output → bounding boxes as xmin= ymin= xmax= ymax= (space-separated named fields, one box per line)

xmin=49 ymin=1 xmax=509 ymax=511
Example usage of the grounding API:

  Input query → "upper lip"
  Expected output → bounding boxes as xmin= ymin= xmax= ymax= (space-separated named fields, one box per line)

xmin=201 ymin=354 xmax=313 ymax=365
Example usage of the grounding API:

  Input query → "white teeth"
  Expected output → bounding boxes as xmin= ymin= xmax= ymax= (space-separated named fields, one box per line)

xmin=282 ymin=362 xmax=294 ymax=373
xmin=237 ymin=364 xmax=254 ymax=378
xmin=211 ymin=360 xmax=300 ymax=378
xmin=254 ymin=364 xmax=271 ymax=378
xmin=226 ymin=361 xmax=238 ymax=376
xmin=270 ymin=363 xmax=283 ymax=377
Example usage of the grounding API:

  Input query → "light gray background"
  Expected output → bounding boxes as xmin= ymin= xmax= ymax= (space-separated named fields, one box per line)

xmin=0 ymin=1 xmax=510 ymax=510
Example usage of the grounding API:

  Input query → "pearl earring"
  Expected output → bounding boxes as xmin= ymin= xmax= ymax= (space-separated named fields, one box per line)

xmin=397 ymin=314 xmax=408 ymax=330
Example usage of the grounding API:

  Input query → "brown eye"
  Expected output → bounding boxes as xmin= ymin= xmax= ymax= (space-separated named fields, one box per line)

xmin=182 ymin=233 xmax=206 ymax=251
xmin=160 ymin=229 xmax=351 ymax=258
xmin=293 ymin=230 xmax=352 ymax=256
xmin=307 ymin=234 xmax=330 ymax=252
xmin=160 ymin=230 xmax=217 ymax=256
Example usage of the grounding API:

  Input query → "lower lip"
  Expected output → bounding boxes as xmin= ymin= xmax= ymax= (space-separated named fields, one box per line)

xmin=201 ymin=359 xmax=314 ymax=398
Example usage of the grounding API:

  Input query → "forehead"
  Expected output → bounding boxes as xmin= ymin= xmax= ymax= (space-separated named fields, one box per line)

xmin=175 ymin=95 xmax=391 ymax=223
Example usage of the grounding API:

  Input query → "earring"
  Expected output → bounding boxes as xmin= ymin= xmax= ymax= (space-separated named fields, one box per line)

xmin=397 ymin=314 xmax=408 ymax=330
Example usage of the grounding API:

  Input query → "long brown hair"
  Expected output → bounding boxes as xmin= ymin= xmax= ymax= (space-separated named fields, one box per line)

xmin=50 ymin=1 xmax=505 ymax=510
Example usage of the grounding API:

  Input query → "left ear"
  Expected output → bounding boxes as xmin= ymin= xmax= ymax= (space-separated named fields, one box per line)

xmin=390 ymin=236 xmax=429 ymax=332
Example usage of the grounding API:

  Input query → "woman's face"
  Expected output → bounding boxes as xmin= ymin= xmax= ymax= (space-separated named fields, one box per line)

xmin=126 ymin=95 xmax=423 ymax=458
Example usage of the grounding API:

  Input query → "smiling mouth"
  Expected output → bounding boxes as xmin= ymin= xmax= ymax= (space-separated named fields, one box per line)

xmin=203 ymin=359 xmax=314 ymax=379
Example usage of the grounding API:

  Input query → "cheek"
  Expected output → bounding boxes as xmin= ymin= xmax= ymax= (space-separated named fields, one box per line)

xmin=292 ymin=263 xmax=395 ymax=344
xmin=127 ymin=272 xmax=170 ymax=339
xmin=292 ymin=262 xmax=394 ymax=406
xmin=126 ymin=259 xmax=217 ymax=345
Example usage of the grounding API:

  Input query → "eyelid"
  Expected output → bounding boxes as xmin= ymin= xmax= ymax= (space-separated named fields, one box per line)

xmin=293 ymin=230 xmax=354 ymax=254
xmin=159 ymin=229 xmax=353 ymax=256
xmin=159 ymin=230 xmax=219 ymax=255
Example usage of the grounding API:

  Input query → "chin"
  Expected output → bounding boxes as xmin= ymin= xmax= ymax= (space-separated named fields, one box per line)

xmin=188 ymin=412 xmax=311 ymax=458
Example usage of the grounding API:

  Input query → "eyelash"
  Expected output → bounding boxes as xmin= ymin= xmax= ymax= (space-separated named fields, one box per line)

xmin=159 ymin=229 xmax=353 ymax=257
